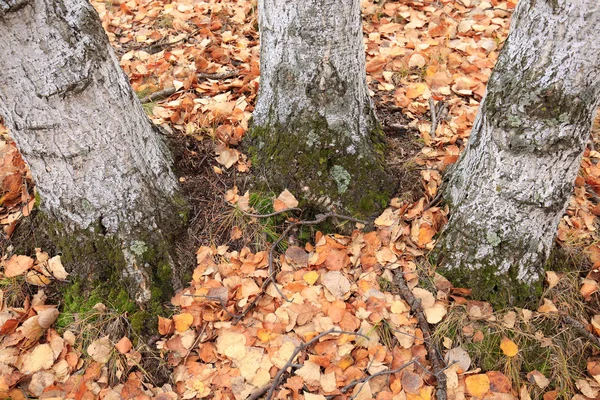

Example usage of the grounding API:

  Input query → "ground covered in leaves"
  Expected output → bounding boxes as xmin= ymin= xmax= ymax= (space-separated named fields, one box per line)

xmin=2 ymin=0 xmax=600 ymax=399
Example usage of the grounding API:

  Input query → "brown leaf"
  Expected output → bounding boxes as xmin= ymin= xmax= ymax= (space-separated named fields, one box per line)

xmin=4 ymin=255 xmax=34 ymax=278
xmin=115 ymin=336 xmax=133 ymax=354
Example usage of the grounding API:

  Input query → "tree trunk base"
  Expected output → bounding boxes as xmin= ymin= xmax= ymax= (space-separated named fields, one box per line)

xmin=9 ymin=197 xmax=188 ymax=334
xmin=245 ymin=119 xmax=393 ymax=219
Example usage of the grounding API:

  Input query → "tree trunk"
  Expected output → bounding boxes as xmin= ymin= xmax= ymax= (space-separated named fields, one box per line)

xmin=247 ymin=0 xmax=391 ymax=217
xmin=0 ymin=0 xmax=183 ymax=306
xmin=436 ymin=0 xmax=600 ymax=305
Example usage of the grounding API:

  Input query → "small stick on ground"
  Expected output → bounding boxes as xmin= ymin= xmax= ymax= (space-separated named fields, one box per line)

xmin=247 ymin=329 xmax=369 ymax=400
xmin=141 ymin=70 xmax=239 ymax=103
xmin=233 ymin=212 xmax=367 ymax=324
xmin=429 ymin=98 xmax=438 ymax=138
xmin=562 ymin=314 xmax=600 ymax=349
xmin=393 ymin=270 xmax=447 ymax=400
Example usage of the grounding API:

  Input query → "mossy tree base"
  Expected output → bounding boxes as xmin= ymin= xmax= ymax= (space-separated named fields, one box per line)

xmin=11 ymin=197 xmax=188 ymax=335
xmin=250 ymin=0 xmax=393 ymax=219
xmin=246 ymin=118 xmax=393 ymax=218
xmin=433 ymin=0 xmax=600 ymax=307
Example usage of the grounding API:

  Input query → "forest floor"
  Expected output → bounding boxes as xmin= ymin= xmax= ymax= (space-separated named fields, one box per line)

xmin=2 ymin=0 xmax=600 ymax=399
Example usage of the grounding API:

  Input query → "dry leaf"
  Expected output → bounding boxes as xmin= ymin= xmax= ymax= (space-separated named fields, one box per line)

xmin=4 ymin=255 xmax=34 ymax=277
xmin=216 ymin=148 xmax=239 ymax=169
xmin=115 ymin=336 xmax=133 ymax=354
xmin=303 ymin=271 xmax=319 ymax=285
xmin=538 ymin=298 xmax=558 ymax=313
xmin=444 ymin=346 xmax=471 ymax=373
xmin=173 ymin=313 xmax=194 ymax=332
xmin=500 ymin=336 xmax=518 ymax=357
xmin=47 ymin=256 xmax=68 ymax=280
xmin=215 ymin=329 xmax=246 ymax=361
xmin=87 ymin=336 xmax=112 ymax=364
xmin=465 ymin=374 xmax=490 ymax=397
xmin=273 ymin=189 xmax=298 ymax=212
xmin=423 ymin=302 xmax=447 ymax=324
xmin=322 ymin=271 xmax=351 ymax=298
xmin=527 ymin=370 xmax=550 ymax=389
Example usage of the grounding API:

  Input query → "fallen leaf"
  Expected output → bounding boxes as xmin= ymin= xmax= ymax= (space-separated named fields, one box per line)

xmin=322 ymin=271 xmax=351 ymax=298
xmin=115 ymin=336 xmax=133 ymax=354
xmin=303 ymin=271 xmax=319 ymax=285
xmin=273 ymin=189 xmax=298 ymax=212
xmin=538 ymin=298 xmax=558 ymax=313
xmin=47 ymin=256 xmax=68 ymax=280
xmin=444 ymin=346 xmax=471 ymax=373
xmin=500 ymin=336 xmax=518 ymax=357
xmin=465 ymin=374 xmax=490 ymax=397
xmin=4 ymin=255 xmax=34 ymax=277
xmin=173 ymin=313 xmax=194 ymax=332
xmin=527 ymin=370 xmax=550 ymax=389
xmin=87 ymin=336 xmax=112 ymax=364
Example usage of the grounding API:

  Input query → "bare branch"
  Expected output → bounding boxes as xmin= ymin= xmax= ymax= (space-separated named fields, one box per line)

xmin=393 ymin=270 xmax=448 ymax=400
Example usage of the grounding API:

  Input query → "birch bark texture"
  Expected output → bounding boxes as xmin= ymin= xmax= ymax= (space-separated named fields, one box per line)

xmin=437 ymin=0 xmax=600 ymax=303
xmin=0 ymin=0 xmax=178 ymax=234
xmin=0 ymin=0 xmax=182 ymax=304
xmin=249 ymin=0 xmax=391 ymax=216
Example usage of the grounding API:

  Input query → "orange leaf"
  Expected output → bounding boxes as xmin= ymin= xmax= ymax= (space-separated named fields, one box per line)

xmin=465 ymin=374 xmax=490 ymax=397
xmin=500 ymin=336 xmax=518 ymax=357
xmin=173 ymin=313 xmax=193 ymax=332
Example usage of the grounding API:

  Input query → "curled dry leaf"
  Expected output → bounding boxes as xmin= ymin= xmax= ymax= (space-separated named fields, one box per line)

xmin=47 ymin=256 xmax=68 ymax=280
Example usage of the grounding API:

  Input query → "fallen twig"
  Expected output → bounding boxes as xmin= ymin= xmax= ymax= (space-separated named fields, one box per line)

xmin=561 ymin=314 xmax=600 ymax=349
xmin=141 ymin=70 xmax=239 ymax=103
xmin=250 ymin=329 xmax=368 ymax=400
xmin=197 ymin=70 xmax=239 ymax=80
xmin=134 ymin=28 xmax=201 ymax=53
xmin=341 ymin=358 xmax=417 ymax=394
xmin=140 ymin=88 xmax=176 ymax=104
xmin=393 ymin=270 xmax=448 ymax=400
xmin=226 ymin=202 xmax=301 ymax=218
xmin=429 ymin=98 xmax=438 ymax=138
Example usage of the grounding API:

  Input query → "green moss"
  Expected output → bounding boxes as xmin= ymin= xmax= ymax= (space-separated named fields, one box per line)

xmin=245 ymin=115 xmax=393 ymax=218
xmin=439 ymin=261 xmax=543 ymax=309
xmin=12 ymin=189 xmax=189 ymax=336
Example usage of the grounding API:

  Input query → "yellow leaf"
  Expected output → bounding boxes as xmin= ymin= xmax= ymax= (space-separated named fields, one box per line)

xmin=26 ymin=270 xmax=50 ymax=286
xmin=303 ymin=271 xmax=319 ymax=285
xmin=173 ymin=312 xmax=194 ymax=332
xmin=500 ymin=336 xmax=518 ymax=357
xmin=465 ymin=374 xmax=490 ymax=398
xmin=538 ymin=298 xmax=558 ymax=313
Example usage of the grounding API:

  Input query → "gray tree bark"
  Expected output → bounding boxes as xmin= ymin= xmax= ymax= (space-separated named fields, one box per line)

xmin=248 ymin=0 xmax=391 ymax=217
xmin=0 ymin=0 xmax=182 ymax=304
xmin=436 ymin=0 xmax=600 ymax=305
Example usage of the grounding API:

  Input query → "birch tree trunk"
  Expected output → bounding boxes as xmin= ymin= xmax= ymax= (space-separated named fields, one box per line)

xmin=248 ymin=0 xmax=391 ymax=217
xmin=436 ymin=0 xmax=600 ymax=305
xmin=0 ymin=0 xmax=183 ymax=306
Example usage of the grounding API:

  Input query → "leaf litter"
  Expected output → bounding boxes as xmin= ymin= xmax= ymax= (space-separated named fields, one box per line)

xmin=0 ymin=0 xmax=600 ymax=398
